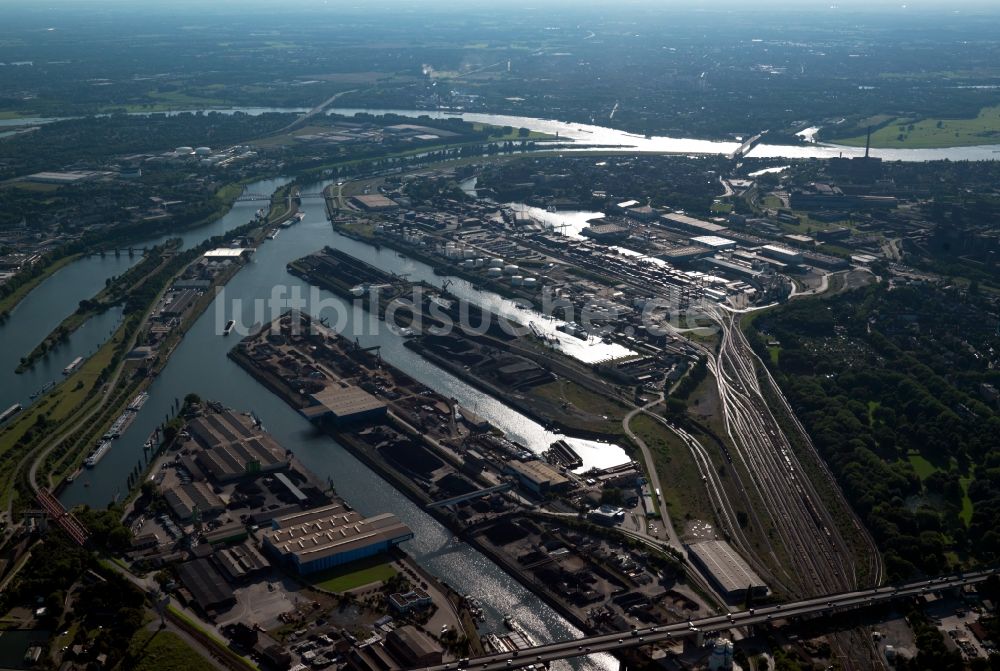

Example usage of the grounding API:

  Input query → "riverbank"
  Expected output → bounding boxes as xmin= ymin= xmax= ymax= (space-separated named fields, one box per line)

xmin=0 ymin=253 xmax=83 ymax=320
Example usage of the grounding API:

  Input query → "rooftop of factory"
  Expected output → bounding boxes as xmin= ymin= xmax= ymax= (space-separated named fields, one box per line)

xmin=302 ymin=384 xmax=387 ymax=422
xmin=660 ymin=212 xmax=729 ymax=234
xmin=352 ymin=194 xmax=399 ymax=210
xmin=690 ymin=235 xmax=737 ymax=248
xmin=187 ymin=411 xmax=288 ymax=481
xmin=505 ymin=459 xmax=572 ymax=491
xmin=687 ymin=540 xmax=768 ymax=599
xmin=204 ymin=248 xmax=252 ymax=258
xmin=262 ymin=504 xmax=413 ymax=565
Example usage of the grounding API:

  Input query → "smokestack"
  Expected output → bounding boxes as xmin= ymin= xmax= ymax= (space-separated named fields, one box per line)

xmin=865 ymin=126 xmax=872 ymax=159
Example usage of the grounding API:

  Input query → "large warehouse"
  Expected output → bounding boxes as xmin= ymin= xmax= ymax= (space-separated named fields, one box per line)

xmin=188 ymin=411 xmax=289 ymax=481
xmin=687 ymin=540 xmax=768 ymax=602
xmin=261 ymin=504 xmax=413 ymax=575
xmin=301 ymin=383 xmax=387 ymax=425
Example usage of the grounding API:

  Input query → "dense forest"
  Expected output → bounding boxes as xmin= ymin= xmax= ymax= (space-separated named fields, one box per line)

xmin=0 ymin=112 xmax=293 ymax=180
xmin=751 ymin=283 xmax=1000 ymax=579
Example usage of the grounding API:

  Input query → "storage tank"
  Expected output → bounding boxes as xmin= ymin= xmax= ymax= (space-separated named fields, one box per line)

xmin=461 ymin=259 xmax=475 ymax=269
xmin=486 ymin=267 xmax=503 ymax=278
xmin=503 ymin=264 xmax=520 ymax=275
xmin=463 ymin=249 xmax=475 ymax=259
xmin=523 ymin=277 xmax=537 ymax=288
xmin=488 ymin=258 xmax=504 ymax=269
xmin=473 ymin=258 xmax=485 ymax=268
xmin=195 ymin=146 xmax=212 ymax=156
xmin=175 ymin=146 xmax=194 ymax=155
xmin=510 ymin=275 xmax=524 ymax=286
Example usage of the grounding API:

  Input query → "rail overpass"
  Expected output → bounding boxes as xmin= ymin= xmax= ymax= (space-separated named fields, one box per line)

xmin=425 ymin=482 xmax=512 ymax=509
xmin=412 ymin=568 xmax=999 ymax=671
xmin=235 ymin=191 xmax=325 ymax=202
xmin=35 ymin=488 xmax=90 ymax=546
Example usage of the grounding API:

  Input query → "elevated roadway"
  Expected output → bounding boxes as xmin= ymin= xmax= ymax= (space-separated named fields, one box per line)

xmin=413 ymin=568 xmax=998 ymax=671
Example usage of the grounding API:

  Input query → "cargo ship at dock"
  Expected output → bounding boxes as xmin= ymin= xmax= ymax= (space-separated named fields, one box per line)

xmin=279 ymin=211 xmax=306 ymax=228
xmin=30 ymin=380 xmax=56 ymax=399
xmin=128 ymin=391 xmax=149 ymax=412
xmin=63 ymin=356 xmax=84 ymax=375
xmin=85 ymin=440 xmax=112 ymax=468
xmin=1 ymin=403 xmax=22 ymax=424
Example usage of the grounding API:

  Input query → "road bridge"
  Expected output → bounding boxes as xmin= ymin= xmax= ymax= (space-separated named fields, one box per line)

xmin=729 ymin=130 xmax=768 ymax=160
xmin=425 ymin=482 xmax=512 ymax=509
xmin=412 ymin=568 xmax=998 ymax=671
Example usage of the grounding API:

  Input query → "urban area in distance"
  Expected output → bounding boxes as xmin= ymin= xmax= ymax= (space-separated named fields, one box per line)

xmin=0 ymin=1 xmax=999 ymax=670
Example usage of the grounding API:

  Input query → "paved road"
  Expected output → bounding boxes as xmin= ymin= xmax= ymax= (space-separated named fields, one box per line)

xmin=621 ymin=394 xmax=681 ymax=551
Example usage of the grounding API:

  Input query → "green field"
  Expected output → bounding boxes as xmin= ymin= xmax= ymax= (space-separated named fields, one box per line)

xmin=309 ymin=556 xmax=396 ymax=592
xmin=907 ymin=453 xmax=938 ymax=480
xmin=126 ymin=630 xmax=218 ymax=671
xmin=834 ymin=104 xmax=1000 ymax=148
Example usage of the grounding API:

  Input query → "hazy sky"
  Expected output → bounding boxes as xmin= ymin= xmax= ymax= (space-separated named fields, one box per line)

xmin=2 ymin=0 xmax=999 ymax=8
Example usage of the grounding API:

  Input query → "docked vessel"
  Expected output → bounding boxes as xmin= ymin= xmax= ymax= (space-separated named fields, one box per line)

xmin=128 ymin=391 xmax=149 ymax=412
xmin=482 ymin=618 xmax=547 ymax=669
xmin=63 ymin=356 xmax=84 ymax=375
xmin=1 ymin=403 xmax=23 ymax=424
xmin=223 ymin=319 xmax=236 ymax=336
xmin=30 ymin=380 xmax=56 ymax=399
xmin=85 ymin=440 xmax=112 ymax=468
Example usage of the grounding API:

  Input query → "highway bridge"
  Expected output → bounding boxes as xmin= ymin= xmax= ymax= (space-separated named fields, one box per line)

xmin=729 ymin=130 xmax=768 ymax=160
xmin=425 ymin=482 xmax=512 ymax=509
xmin=412 ymin=568 xmax=999 ymax=671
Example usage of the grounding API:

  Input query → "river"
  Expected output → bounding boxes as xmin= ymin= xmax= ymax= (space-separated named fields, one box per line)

xmin=52 ymin=177 xmax=624 ymax=671
xmin=0 ymin=177 xmax=291 ymax=418
xmin=7 ymin=105 xmax=1000 ymax=161
xmin=326 ymin=107 xmax=1000 ymax=162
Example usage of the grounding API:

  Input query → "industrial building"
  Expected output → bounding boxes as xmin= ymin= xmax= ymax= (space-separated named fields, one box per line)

xmin=759 ymin=244 xmax=803 ymax=266
xmin=177 ymin=558 xmax=236 ymax=613
xmin=351 ymin=194 xmax=399 ymax=211
xmin=214 ymin=542 xmax=270 ymax=583
xmin=690 ymin=235 xmax=737 ymax=251
xmin=188 ymin=411 xmax=289 ymax=482
xmin=161 ymin=289 xmax=199 ymax=317
xmin=347 ymin=625 xmax=443 ymax=671
xmin=388 ymin=588 xmax=433 ymax=613
xmin=261 ymin=504 xmax=413 ymax=575
xmin=581 ymin=222 xmax=630 ymax=242
xmin=504 ymin=459 xmax=572 ymax=495
xmin=204 ymin=247 xmax=253 ymax=260
xmin=588 ymin=504 xmax=626 ymax=526
xmin=300 ymin=383 xmax=388 ymax=425
xmin=687 ymin=540 xmax=768 ymax=602
xmin=163 ymin=481 xmax=224 ymax=520
xmin=660 ymin=212 xmax=729 ymax=235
